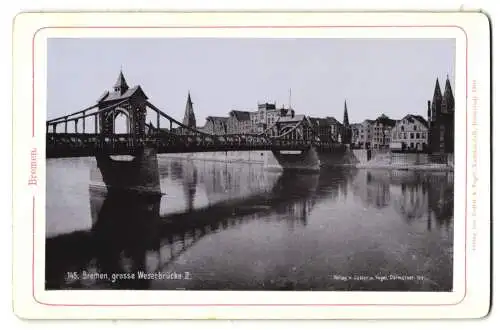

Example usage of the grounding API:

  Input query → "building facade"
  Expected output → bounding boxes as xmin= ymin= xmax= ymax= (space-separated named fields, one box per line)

xmin=355 ymin=119 xmax=375 ymax=149
xmin=308 ymin=117 xmax=332 ymax=142
xmin=391 ymin=114 xmax=428 ymax=151
xmin=227 ymin=110 xmax=252 ymax=134
xmin=326 ymin=117 xmax=343 ymax=143
xmin=200 ymin=116 xmax=228 ymax=135
xmin=276 ymin=113 xmax=313 ymax=141
xmin=350 ymin=123 xmax=363 ymax=148
xmin=427 ymin=76 xmax=455 ymax=154
xmin=371 ymin=114 xmax=396 ymax=149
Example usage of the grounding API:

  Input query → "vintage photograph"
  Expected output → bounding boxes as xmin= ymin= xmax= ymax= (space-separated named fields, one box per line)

xmin=45 ymin=37 xmax=455 ymax=292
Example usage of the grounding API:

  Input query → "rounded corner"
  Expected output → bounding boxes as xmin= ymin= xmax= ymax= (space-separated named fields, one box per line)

xmin=476 ymin=11 xmax=493 ymax=29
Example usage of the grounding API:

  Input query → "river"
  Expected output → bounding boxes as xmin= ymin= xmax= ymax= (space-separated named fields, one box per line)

xmin=46 ymin=155 xmax=454 ymax=291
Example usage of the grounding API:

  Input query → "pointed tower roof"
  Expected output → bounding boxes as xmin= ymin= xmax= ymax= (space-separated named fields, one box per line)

xmin=113 ymin=70 xmax=129 ymax=94
xmin=433 ymin=77 xmax=442 ymax=99
xmin=343 ymin=100 xmax=350 ymax=126
xmin=182 ymin=92 xmax=197 ymax=128
xmin=443 ymin=75 xmax=455 ymax=112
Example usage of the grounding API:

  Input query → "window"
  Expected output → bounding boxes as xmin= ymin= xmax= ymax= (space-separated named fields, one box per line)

xmin=401 ymin=126 xmax=404 ymax=131
xmin=403 ymin=133 xmax=407 ymax=139
xmin=410 ymin=133 xmax=414 ymax=139
xmin=410 ymin=142 xmax=414 ymax=148
xmin=414 ymin=125 xmax=417 ymax=131
xmin=422 ymin=133 xmax=426 ymax=139
xmin=416 ymin=133 xmax=420 ymax=139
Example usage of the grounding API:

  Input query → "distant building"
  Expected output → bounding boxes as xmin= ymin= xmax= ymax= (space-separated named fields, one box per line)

xmin=308 ymin=117 xmax=332 ymax=142
xmin=227 ymin=110 xmax=252 ymax=134
xmin=356 ymin=119 xmax=375 ymax=149
xmin=391 ymin=114 xmax=429 ymax=151
xmin=276 ymin=113 xmax=313 ymax=140
xmin=200 ymin=116 xmax=228 ymax=135
xmin=250 ymin=102 xmax=288 ymax=133
xmin=350 ymin=123 xmax=363 ymax=148
xmin=326 ymin=116 xmax=343 ymax=143
xmin=341 ymin=100 xmax=352 ymax=144
xmin=371 ymin=114 xmax=396 ymax=149
xmin=427 ymin=76 xmax=454 ymax=154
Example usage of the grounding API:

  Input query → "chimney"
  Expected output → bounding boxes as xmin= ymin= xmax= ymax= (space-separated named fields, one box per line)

xmin=291 ymin=109 xmax=295 ymax=118
xmin=427 ymin=100 xmax=431 ymax=119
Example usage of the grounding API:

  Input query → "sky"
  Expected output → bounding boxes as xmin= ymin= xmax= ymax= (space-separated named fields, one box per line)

xmin=47 ymin=38 xmax=455 ymax=125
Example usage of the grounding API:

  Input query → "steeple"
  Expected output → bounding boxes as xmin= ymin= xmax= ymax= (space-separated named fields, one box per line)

xmin=443 ymin=75 xmax=455 ymax=112
xmin=433 ymin=77 xmax=442 ymax=100
xmin=343 ymin=100 xmax=350 ymax=126
xmin=182 ymin=91 xmax=197 ymax=128
xmin=113 ymin=70 xmax=129 ymax=95
xmin=342 ymin=100 xmax=351 ymax=144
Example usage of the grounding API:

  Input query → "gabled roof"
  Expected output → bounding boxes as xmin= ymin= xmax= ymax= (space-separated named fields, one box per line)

xmin=374 ymin=114 xmax=396 ymax=127
xmin=229 ymin=110 xmax=251 ymax=121
xmin=277 ymin=114 xmax=306 ymax=123
xmin=206 ymin=116 xmax=228 ymax=122
xmin=399 ymin=114 xmax=429 ymax=128
xmin=325 ymin=116 xmax=342 ymax=126
xmin=308 ymin=117 xmax=330 ymax=127
xmin=97 ymin=85 xmax=148 ymax=103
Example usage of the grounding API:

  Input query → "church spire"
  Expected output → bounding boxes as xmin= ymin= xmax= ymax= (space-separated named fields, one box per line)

xmin=443 ymin=75 xmax=455 ymax=112
xmin=342 ymin=100 xmax=351 ymax=144
xmin=433 ymin=77 xmax=442 ymax=100
xmin=113 ymin=69 xmax=129 ymax=95
xmin=182 ymin=91 xmax=196 ymax=128
xmin=343 ymin=99 xmax=350 ymax=126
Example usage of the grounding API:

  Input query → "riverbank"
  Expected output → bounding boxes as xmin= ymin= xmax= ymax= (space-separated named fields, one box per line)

xmin=160 ymin=150 xmax=454 ymax=172
xmin=354 ymin=163 xmax=453 ymax=171
xmin=162 ymin=151 xmax=267 ymax=165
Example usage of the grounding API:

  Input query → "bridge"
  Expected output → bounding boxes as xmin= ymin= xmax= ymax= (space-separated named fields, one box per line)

xmin=47 ymin=71 xmax=351 ymax=193
xmin=46 ymin=71 xmax=340 ymax=159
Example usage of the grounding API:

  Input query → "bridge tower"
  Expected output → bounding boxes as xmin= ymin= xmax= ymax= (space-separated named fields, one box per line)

xmin=96 ymin=70 xmax=149 ymax=138
xmin=93 ymin=71 xmax=160 ymax=195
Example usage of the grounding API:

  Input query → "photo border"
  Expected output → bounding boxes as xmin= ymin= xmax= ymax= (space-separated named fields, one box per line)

xmin=12 ymin=11 xmax=490 ymax=319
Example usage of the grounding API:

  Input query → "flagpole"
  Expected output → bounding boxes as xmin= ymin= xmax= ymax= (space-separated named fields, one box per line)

xmin=289 ymin=88 xmax=292 ymax=109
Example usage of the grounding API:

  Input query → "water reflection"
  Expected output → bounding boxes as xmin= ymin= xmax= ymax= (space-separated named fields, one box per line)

xmin=351 ymin=170 xmax=454 ymax=231
xmin=45 ymin=159 xmax=454 ymax=291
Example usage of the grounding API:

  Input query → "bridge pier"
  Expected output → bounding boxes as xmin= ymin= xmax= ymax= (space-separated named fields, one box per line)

xmin=265 ymin=145 xmax=366 ymax=171
xmin=267 ymin=147 xmax=321 ymax=172
xmin=92 ymin=147 xmax=161 ymax=195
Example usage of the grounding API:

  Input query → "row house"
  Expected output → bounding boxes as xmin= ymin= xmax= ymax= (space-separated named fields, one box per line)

xmin=250 ymin=102 xmax=286 ymax=133
xmin=391 ymin=114 xmax=429 ymax=151
xmin=200 ymin=116 xmax=228 ymax=135
xmin=353 ymin=119 xmax=375 ymax=149
xmin=326 ymin=117 xmax=343 ymax=143
xmin=371 ymin=114 xmax=397 ymax=149
xmin=227 ymin=110 xmax=252 ymax=134
xmin=350 ymin=123 xmax=363 ymax=148
xmin=308 ymin=117 xmax=333 ymax=142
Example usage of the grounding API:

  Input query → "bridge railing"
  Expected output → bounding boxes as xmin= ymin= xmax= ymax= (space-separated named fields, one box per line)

xmin=46 ymin=132 xmax=329 ymax=157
